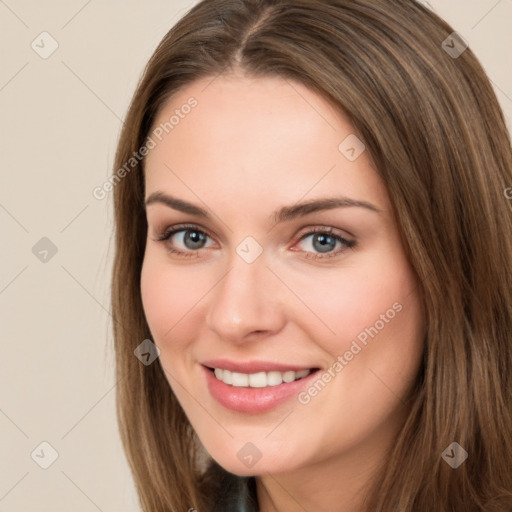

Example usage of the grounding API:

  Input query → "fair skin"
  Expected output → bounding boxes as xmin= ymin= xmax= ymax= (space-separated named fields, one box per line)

xmin=141 ymin=73 xmax=425 ymax=512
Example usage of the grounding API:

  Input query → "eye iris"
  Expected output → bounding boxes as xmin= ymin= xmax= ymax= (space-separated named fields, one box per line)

xmin=184 ymin=230 xmax=207 ymax=249
xmin=313 ymin=233 xmax=336 ymax=253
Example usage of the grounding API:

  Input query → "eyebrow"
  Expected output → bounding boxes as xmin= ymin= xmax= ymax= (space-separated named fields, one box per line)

xmin=144 ymin=191 xmax=382 ymax=224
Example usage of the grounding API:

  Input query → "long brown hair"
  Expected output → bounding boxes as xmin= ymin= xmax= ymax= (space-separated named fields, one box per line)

xmin=111 ymin=0 xmax=512 ymax=510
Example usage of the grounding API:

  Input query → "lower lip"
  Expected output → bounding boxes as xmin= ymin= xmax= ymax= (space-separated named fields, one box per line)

xmin=203 ymin=365 xmax=319 ymax=414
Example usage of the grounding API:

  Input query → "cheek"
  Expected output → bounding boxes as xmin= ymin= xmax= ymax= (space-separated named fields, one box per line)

xmin=286 ymin=260 xmax=411 ymax=346
xmin=324 ymin=261 xmax=424 ymax=404
xmin=141 ymin=257 xmax=166 ymax=335
xmin=140 ymin=254 xmax=217 ymax=367
xmin=140 ymin=256 xmax=190 ymax=343
xmin=286 ymin=247 xmax=424 ymax=391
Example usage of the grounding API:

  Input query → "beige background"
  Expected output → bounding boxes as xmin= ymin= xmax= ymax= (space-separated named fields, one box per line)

xmin=0 ymin=1 xmax=511 ymax=510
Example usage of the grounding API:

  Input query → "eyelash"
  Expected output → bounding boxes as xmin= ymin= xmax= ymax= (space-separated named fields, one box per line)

xmin=153 ymin=223 xmax=357 ymax=261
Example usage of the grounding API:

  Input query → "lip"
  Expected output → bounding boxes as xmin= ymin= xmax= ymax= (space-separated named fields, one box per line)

xmin=201 ymin=358 xmax=314 ymax=373
xmin=201 ymin=363 xmax=320 ymax=414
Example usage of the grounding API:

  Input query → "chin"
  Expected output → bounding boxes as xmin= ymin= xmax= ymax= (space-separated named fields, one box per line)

xmin=205 ymin=440 xmax=298 ymax=477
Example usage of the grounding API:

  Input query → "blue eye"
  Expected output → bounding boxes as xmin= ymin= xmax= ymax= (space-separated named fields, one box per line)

xmin=294 ymin=228 xmax=356 ymax=260
xmin=155 ymin=225 xmax=214 ymax=257
xmin=154 ymin=224 xmax=356 ymax=260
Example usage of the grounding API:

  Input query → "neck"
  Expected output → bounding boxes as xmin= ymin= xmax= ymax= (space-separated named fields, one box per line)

xmin=254 ymin=409 xmax=406 ymax=512
xmin=256 ymin=455 xmax=376 ymax=512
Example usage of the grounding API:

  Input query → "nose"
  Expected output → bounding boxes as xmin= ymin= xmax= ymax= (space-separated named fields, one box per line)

xmin=205 ymin=253 xmax=286 ymax=344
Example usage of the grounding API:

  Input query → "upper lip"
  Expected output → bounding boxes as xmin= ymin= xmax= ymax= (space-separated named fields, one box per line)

xmin=201 ymin=358 xmax=317 ymax=373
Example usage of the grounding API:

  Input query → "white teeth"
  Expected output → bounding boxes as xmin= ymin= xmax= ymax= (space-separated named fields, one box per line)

xmin=223 ymin=369 xmax=233 ymax=385
xmin=212 ymin=368 xmax=312 ymax=387
xmin=231 ymin=372 xmax=249 ymax=387
xmin=248 ymin=372 xmax=267 ymax=388
xmin=282 ymin=371 xmax=295 ymax=383
xmin=266 ymin=371 xmax=283 ymax=386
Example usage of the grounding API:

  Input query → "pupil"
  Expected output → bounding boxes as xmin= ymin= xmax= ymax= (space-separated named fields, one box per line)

xmin=313 ymin=234 xmax=336 ymax=253
xmin=185 ymin=231 xmax=206 ymax=249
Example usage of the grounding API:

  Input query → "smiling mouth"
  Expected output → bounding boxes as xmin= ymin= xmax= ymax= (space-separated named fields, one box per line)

xmin=206 ymin=367 xmax=320 ymax=388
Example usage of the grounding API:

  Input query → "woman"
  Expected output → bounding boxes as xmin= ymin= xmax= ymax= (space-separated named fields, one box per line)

xmin=111 ymin=0 xmax=512 ymax=510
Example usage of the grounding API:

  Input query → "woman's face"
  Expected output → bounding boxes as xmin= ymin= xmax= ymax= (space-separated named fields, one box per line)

xmin=141 ymin=74 xmax=425 ymax=477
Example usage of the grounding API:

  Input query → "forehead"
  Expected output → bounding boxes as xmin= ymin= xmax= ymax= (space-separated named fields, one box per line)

xmin=144 ymin=75 xmax=390 ymax=219
xmin=148 ymin=74 xmax=350 ymax=157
